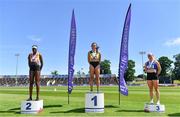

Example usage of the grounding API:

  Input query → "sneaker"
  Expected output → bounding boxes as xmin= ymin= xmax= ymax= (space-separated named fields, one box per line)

xmin=157 ymin=101 xmax=160 ymax=105
xmin=150 ymin=100 xmax=154 ymax=104
xmin=35 ymin=97 xmax=39 ymax=101
xmin=26 ymin=97 xmax=32 ymax=101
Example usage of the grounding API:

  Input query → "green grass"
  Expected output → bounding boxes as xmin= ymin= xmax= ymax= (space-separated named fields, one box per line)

xmin=174 ymin=80 xmax=180 ymax=84
xmin=0 ymin=86 xmax=180 ymax=116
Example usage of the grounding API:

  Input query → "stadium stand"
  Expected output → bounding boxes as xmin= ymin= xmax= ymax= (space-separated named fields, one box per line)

xmin=0 ymin=74 xmax=118 ymax=87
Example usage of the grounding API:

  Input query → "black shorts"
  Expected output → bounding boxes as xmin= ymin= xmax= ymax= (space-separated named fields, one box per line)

xmin=30 ymin=65 xmax=40 ymax=71
xmin=90 ymin=62 xmax=100 ymax=68
xmin=147 ymin=73 xmax=158 ymax=80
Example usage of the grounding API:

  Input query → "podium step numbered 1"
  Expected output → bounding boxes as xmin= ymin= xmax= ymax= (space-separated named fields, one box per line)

xmin=144 ymin=103 xmax=165 ymax=112
xmin=85 ymin=92 xmax=104 ymax=113
xmin=21 ymin=100 xmax=43 ymax=114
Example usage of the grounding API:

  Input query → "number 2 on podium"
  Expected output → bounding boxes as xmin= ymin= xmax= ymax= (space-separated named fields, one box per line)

xmin=26 ymin=103 xmax=31 ymax=110
xmin=91 ymin=96 xmax=97 ymax=106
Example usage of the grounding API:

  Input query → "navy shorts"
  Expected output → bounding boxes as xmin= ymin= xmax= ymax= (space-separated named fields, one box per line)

xmin=147 ymin=73 xmax=158 ymax=80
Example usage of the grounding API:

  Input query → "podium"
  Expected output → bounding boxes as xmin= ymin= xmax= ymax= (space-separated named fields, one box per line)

xmin=144 ymin=103 xmax=165 ymax=112
xmin=85 ymin=92 xmax=104 ymax=113
xmin=21 ymin=100 xmax=43 ymax=114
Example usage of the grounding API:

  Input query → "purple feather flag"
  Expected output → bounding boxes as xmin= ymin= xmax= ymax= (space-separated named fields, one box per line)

xmin=119 ymin=4 xmax=131 ymax=96
xmin=68 ymin=10 xmax=76 ymax=94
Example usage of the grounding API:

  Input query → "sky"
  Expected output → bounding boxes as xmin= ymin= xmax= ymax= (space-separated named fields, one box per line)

xmin=0 ymin=0 xmax=180 ymax=75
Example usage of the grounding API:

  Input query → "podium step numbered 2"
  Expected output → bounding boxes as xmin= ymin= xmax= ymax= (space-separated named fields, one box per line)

xmin=21 ymin=100 xmax=43 ymax=114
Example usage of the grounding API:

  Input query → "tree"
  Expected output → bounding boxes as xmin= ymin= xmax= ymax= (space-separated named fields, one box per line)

xmin=76 ymin=70 xmax=85 ymax=75
xmin=158 ymin=56 xmax=173 ymax=77
xmin=51 ymin=70 xmax=59 ymax=76
xmin=100 ymin=60 xmax=111 ymax=74
xmin=137 ymin=74 xmax=144 ymax=78
xmin=124 ymin=60 xmax=135 ymax=81
xmin=77 ymin=71 xmax=81 ymax=75
xmin=137 ymin=74 xmax=147 ymax=80
xmin=173 ymin=54 xmax=180 ymax=80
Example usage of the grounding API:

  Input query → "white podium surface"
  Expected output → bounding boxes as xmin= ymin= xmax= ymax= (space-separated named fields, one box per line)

xmin=21 ymin=100 xmax=43 ymax=114
xmin=85 ymin=92 xmax=104 ymax=113
xmin=144 ymin=103 xmax=165 ymax=112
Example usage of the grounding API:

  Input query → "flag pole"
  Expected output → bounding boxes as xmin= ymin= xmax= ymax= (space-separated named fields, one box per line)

xmin=68 ymin=76 xmax=70 ymax=104
xmin=118 ymin=3 xmax=131 ymax=105
xmin=119 ymin=90 xmax=120 ymax=105
xmin=68 ymin=92 xmax=70 ymax=104
xmin=67 ymin=9 xmax=76 ymax=104
xmin=119 ymin=79 xmax=120 ymax=105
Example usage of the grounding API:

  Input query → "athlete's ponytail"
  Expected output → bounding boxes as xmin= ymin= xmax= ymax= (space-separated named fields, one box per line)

xmin=96 ymin=46 xmax=99 ymax=53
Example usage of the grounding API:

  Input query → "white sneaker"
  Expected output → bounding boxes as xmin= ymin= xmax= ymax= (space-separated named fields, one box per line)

xmin=150 ymin=100 xmax=154 ymax=104
xmin=157 ymin=101 xmax=160 ymax=105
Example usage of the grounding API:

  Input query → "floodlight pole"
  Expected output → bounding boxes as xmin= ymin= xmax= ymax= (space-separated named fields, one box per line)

xmin=139 ymin=51 xmax=146 ymax=80
xmin=15 ymin=53 xmax=20 ymax=86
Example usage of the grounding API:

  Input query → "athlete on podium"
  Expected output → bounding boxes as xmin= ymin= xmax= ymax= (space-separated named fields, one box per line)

xmin=27 ymin=45 xmax=43 ymax=101
xmin=144 ymin=53 xmax=161 ymax=105
xmin=88 ymin=42 xmax=101 ymax=92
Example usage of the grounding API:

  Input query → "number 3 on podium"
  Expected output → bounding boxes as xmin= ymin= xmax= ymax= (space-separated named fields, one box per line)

xmin=26 ymin=102 xmax=32 ymax=110
xmin=91 ymin=96 xmax=97 ymax=106
xmin=156 ymin=105 xmax=160 ymax=111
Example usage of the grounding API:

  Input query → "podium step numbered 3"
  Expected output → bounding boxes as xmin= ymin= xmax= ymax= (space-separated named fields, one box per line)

xmin=144 ymin=103 xmax=165 ymax=112
xmin=21 ymin=100 xmax=43 ymax=114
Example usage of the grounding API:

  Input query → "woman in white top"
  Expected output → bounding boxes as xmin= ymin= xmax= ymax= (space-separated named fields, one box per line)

xmin=144 ymin=53 xmax=161 ymax=105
